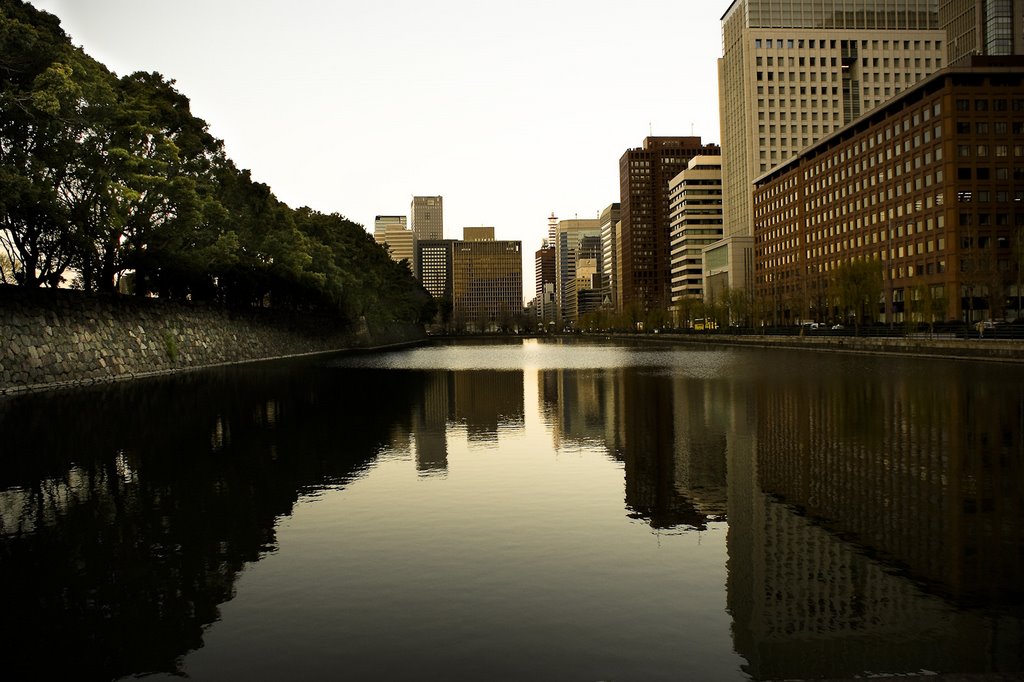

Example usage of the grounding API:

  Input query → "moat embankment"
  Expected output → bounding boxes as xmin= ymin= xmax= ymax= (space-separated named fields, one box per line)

xmin=0 ymin=286 xmax=423 ymax=395
xmin=597 ymin=331 xmax=1024 ymax=363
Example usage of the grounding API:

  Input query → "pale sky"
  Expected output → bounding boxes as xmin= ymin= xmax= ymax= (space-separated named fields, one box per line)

xmin=31 ymin=0 xmax=725 ymax=302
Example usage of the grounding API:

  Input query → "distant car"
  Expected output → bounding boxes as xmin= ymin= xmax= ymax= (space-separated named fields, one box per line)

xmin=831 ymin=323 xmax=844 ymax=330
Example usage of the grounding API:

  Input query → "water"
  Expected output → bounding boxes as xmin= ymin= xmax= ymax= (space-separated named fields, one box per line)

xmin=1 ymin=338 xmax=1022 ymax=680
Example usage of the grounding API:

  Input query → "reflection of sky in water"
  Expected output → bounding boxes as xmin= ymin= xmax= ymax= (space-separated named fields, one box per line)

xmin=181 ymin=389 xmax=739 ymax=682
xmin=4 ymin=340 xmax=1022 ymax=681
xmin=332 ymin=338 xmax=739 ymax=379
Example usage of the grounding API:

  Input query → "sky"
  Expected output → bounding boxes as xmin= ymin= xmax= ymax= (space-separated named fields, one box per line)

xmin=31 ymin=0 xmax=726 ymax=302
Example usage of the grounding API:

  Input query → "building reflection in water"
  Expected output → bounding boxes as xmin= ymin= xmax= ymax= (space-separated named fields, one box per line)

xmin=1 ymin=347 xmax=1022 ymax=680
xmin=413 ymin=371 xmax=454 ymax=475
xmin=411 ymin=370 xmax=524 ymax=472
xmin=729 ymin=355 xmax=1024 ymax=679
xmin=538 ymin=353 xmax=1022 ymax=679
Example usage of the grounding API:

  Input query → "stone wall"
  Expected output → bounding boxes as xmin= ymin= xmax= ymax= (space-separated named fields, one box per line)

xmin=617 ymin=331 xmax=1024 ymax=362
xmin=0 ymin=286 xmax=422 ymax=394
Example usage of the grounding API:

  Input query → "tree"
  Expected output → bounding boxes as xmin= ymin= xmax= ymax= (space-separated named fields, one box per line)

xmin=830 ymin=259 xmax=883 ymax=335
xmin=0 ymin=3 xmax=114 ymax=287
xmin=95 ymin=72 xmax=225 ymax=296
xmin=0 ymin=0 xmax=431 ymax=335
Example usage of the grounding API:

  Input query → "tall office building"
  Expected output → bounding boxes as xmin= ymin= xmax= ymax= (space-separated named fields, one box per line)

xmin=618 ymin=137 xmax=720 ymax=313
xmin=416 ymin=228 xmax=524 ymax=330
xmin=555 ymin=217 xmax=601 ymax=322
xmin=416 ymin=239 xmax=453 ymax=300
xmin=535 ymin=242 xmax=556 ymax=324
xmin=599 ymin=203 xmax=621 ymax=311
xmin=562 ymin=234 xmax=606 ymax=325
xmin=410 ymin=196 xmax=444 ymax=240
xmin=669 ymin=156 xmax=723 ymax=304
xmin=942 ymin=0 xmax=1024 ymax=63
xmin=373 ymin=215 xmax=414 ymax=270
xmin=715 ymin=0 xmax=945 ymax=294
xmin=751 ymin=59 xmax=1024 ymax=325
xmin=451 ymin=228 xmax=523 ymax=330
xmin=547 ymin=213 xmax=558 ymax=246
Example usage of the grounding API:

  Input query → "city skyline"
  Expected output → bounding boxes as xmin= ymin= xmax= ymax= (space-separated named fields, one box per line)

xmin=30 ymin=0 xmax=726 ymax=303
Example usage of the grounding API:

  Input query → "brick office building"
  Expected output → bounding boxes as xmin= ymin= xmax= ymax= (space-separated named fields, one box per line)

xmin=753 ymin=58 xmax=1024 ymax=325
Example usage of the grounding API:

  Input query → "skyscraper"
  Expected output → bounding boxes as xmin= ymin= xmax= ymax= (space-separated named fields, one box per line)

xmin=669 ymin=156 xmax=723 ymax=304
xmin=715 ymin=0 xmax=945 ymax=294
xmin=410 ymin=196 xmax=443 ymax=240
xmin=416 ymin=228 xmax=524 ymax=331
xmin=599 ymin=203 xmax=621 ymax=311
xmin=416 ymin=239 xmax=453 ymax=300
xmin=618 ymin=137 xmax=720 ymax=313
xmin=451 ymin=228 xmax=523 ymax=330
xmin=941 ymin=0 xmax=1024 ymax=63
xmin=555 ymin=217 xmax=601 ymax=322
xmin=373 ymin=215 xmax=413 ymax=270
xmin=535 ymin=241 xmax=556 ymax=325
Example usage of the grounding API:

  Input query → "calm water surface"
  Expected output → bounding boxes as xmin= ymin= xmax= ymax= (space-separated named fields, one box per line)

xmin=1 ymin=338 xmax=1022 ymax=680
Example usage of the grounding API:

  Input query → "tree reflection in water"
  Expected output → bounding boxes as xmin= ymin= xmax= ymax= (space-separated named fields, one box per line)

xmin=0 ymin=360 xmax=421 ymax=679
xmin=1 ymin=342 xmax=1022 ymax=681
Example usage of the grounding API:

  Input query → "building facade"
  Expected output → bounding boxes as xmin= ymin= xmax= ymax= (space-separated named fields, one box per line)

xmin=535 ymin=243 xmax=557 ymax=325
xmin=416 ymin=239 xmax=453 ymax=300
xmin=715 ymin=0 xmax=946 ymax=297
xmin=417 ymin=228 xmax=524 ymax=330
xmin=373 ymin=215 xmax=414 ymax=270
xmin=942 ymin=0 xmax=1024 ymax=64
xmin=618 ymin=137 xmax=721 ymax=314
xmin=599 ymin=203 xmax=621 ymax=311
xmin=669 ymin=156 xmax=724 ymax=304
xmin=752 ymin=59 xmax=1024 ymax=325
xmin=451 ymin=228 xmax=523 ymax=330
xmin=555 ymin=217 xmax=601 ymax=323
xmin=411 ymin=196 xmax=444 ymax=241
xmin=562 ymin=234 xmax=605 ymax=325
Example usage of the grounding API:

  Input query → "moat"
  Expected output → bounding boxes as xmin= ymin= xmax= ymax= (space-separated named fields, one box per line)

xmin=1 ymin=338 xmax=1022 ymax=680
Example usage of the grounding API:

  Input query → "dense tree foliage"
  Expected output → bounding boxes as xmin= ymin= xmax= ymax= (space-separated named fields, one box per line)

xmin=0 ymin=0 xmax=431 ymax=330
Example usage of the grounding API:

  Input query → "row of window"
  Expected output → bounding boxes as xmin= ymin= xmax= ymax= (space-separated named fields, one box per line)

xmin=954 ymin=98 xmax=1024 ymax=112
xmin=956 ymin=144 xmax=1024 ymax=158
xmin=753 ymin=38 xmax=941 ymax=51
xmin=755 ymin=55 xmax=936 ymax=69
xmin=956 ymin=120 xmax=1024 ymax=135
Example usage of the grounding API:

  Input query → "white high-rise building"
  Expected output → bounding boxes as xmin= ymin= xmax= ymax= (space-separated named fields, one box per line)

xmin=373 ymin=215 xmax=413 ymax=270
xmin=669 ymin=156 xmax=723 ymax=303
xmin=714 ymin=0 xmax=945 ymax=294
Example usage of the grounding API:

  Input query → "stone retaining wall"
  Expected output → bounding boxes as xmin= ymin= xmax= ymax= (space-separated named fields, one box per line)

xmin=616 ymin=331 xmax=1024 ymax=362
xmin=0 ymin=286 xmax=422 ymax=394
